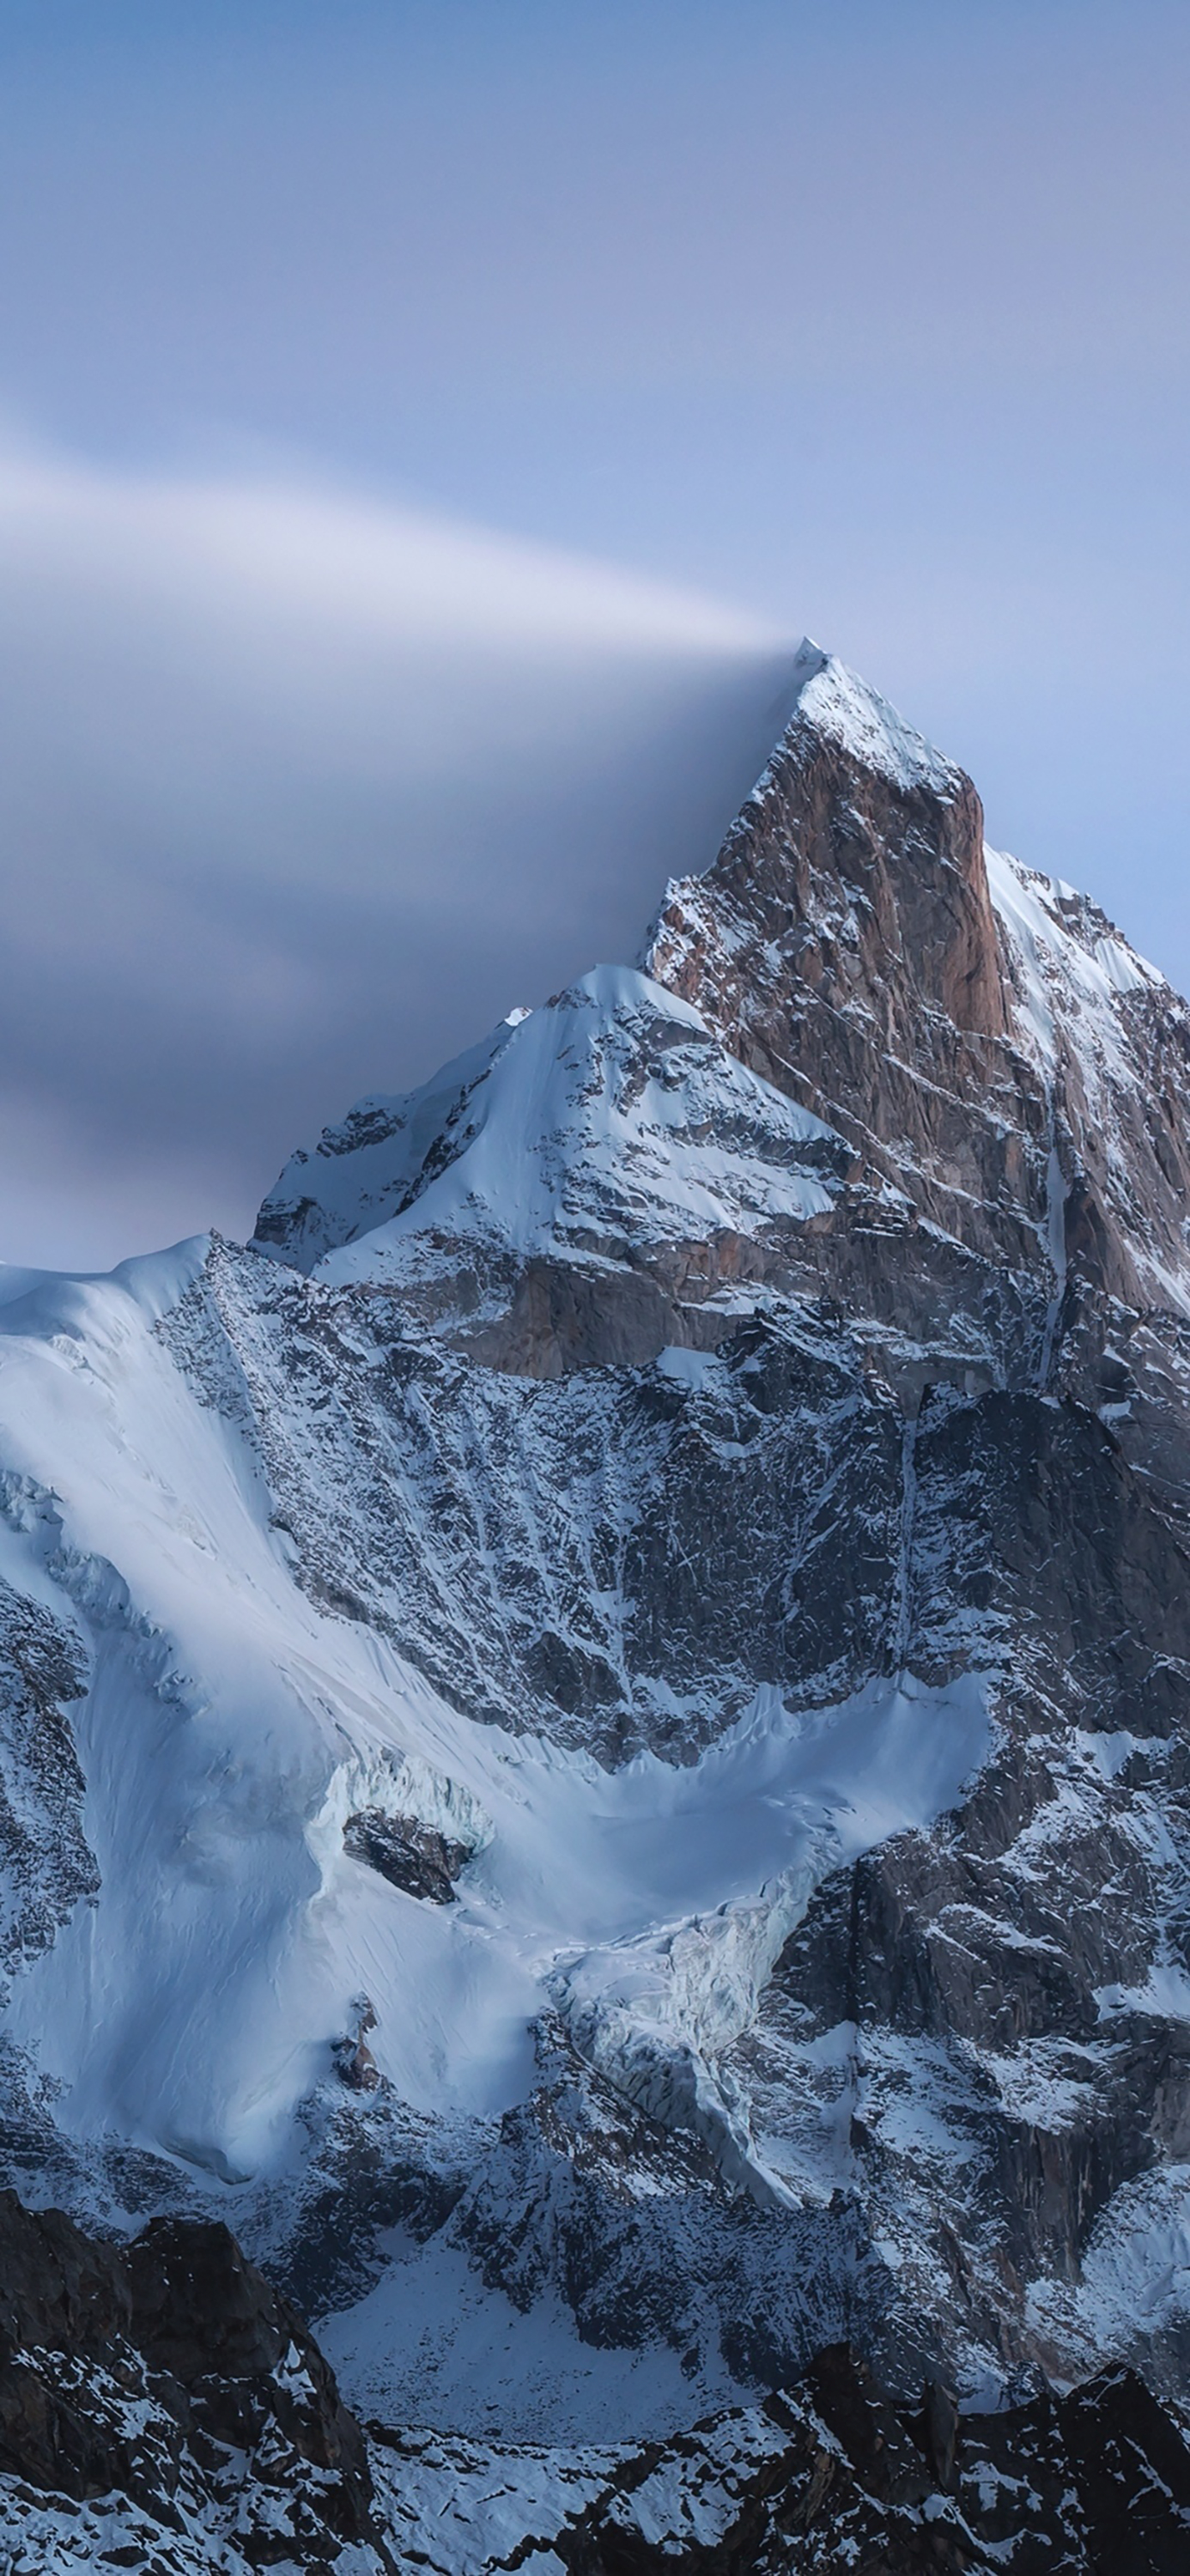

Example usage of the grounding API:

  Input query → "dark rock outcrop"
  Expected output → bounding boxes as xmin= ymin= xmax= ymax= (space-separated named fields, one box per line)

xmin=0 ymin=2192 xmax=379 ymax=2564
xmin=365 ymin=2342 xmax=1190 ymax=2574
xmin=556 ymin=2352 xmax=1190 ymax=2573
xmin=343 ymin=1809 xmax=470 ymax=1903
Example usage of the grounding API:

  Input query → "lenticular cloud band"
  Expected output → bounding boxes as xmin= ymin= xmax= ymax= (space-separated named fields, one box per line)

xmin=0 ymin=443 xmax=790 ymax=1268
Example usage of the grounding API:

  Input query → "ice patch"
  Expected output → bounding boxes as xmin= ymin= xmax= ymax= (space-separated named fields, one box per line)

xmin=549 ymin=1674 xmax=989 ymax=2202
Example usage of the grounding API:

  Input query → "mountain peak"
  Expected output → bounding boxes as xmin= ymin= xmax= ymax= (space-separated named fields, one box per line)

xmin=782 ymin=637 xmax=961 ymax=799
xmin=7 ymin=647 xmax=1190 ymax=2547
xmin=256 ymin=645 xmax=1190 ymax=1388
xmin=644 ymin=647 xmax=1190 ymax=1372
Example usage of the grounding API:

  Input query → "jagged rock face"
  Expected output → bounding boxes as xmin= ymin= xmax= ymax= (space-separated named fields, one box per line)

xmin=643 ymin=644 xmax=1190 ymax=1400
xmin=644 ymin=643 xmax=1029 ymax=1271
xmin=3 ymin=2192 xmax=1187 ymax=2576
xmin=1 ymin=642 xmax=1190 ymax=2564
xmin=0 ymin=2193 xmax=375 ymax=2567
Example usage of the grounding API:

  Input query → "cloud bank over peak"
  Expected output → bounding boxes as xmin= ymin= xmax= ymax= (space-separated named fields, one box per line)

xmin=0 ymin=446 xmax=793 ymax=1270
xmin=0 ymin=446 xmax=773 ymax=658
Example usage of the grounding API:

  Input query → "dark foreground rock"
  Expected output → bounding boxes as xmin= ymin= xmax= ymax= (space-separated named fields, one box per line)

xmin=0 ymin=2189 xmax=1187 ymax=2572
xmin=0 ymin=2189 xmax=381 ymax=2567
xmin=368 ymin=2339 xmax=1190 ymax=2575
xmin=371 ymin=2360 xmax=1190 ymax=2576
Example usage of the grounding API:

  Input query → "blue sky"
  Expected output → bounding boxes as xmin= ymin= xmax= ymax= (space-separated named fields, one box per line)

xmin=2 ymin=0 xmax=1188 ymax=1261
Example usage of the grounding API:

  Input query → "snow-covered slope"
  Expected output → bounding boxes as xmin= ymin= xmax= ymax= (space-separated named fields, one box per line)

xmin=253 ymin=964 xmax=853 ymax=1376
xmin=0 ymin=640 xmax=1189 ymax=2570
xmin=0 ymin=1241 xmax=984 ymax=2202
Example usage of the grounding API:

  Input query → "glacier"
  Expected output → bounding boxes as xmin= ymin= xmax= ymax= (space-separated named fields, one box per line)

xmin=0 ymin=1229 xmax=985 ymax=2194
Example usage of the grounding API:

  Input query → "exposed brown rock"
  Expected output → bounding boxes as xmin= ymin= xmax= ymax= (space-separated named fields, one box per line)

xmin=644 ymin=651 xmax=1190 ymax=1422
xmin=643 ymin=690 xmax=1041 ymax=1281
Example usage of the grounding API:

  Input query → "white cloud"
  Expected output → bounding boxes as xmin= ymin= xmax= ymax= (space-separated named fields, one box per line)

xmin=0 ymin=447 xmax=771 ymax=653
xmin=0 ymin=446 xmax=792 ymax=1269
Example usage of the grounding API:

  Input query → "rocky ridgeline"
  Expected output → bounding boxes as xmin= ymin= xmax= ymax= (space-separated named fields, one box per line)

xmin=1 ymin=2189 xmax=1187 ymax=2573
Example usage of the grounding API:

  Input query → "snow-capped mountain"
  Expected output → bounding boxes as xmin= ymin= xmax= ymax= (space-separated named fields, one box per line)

xmin=1 ymin=641 xmax=1190 ymax=2567
xmin=253 ymin=962 xmax=853 ymax=1371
